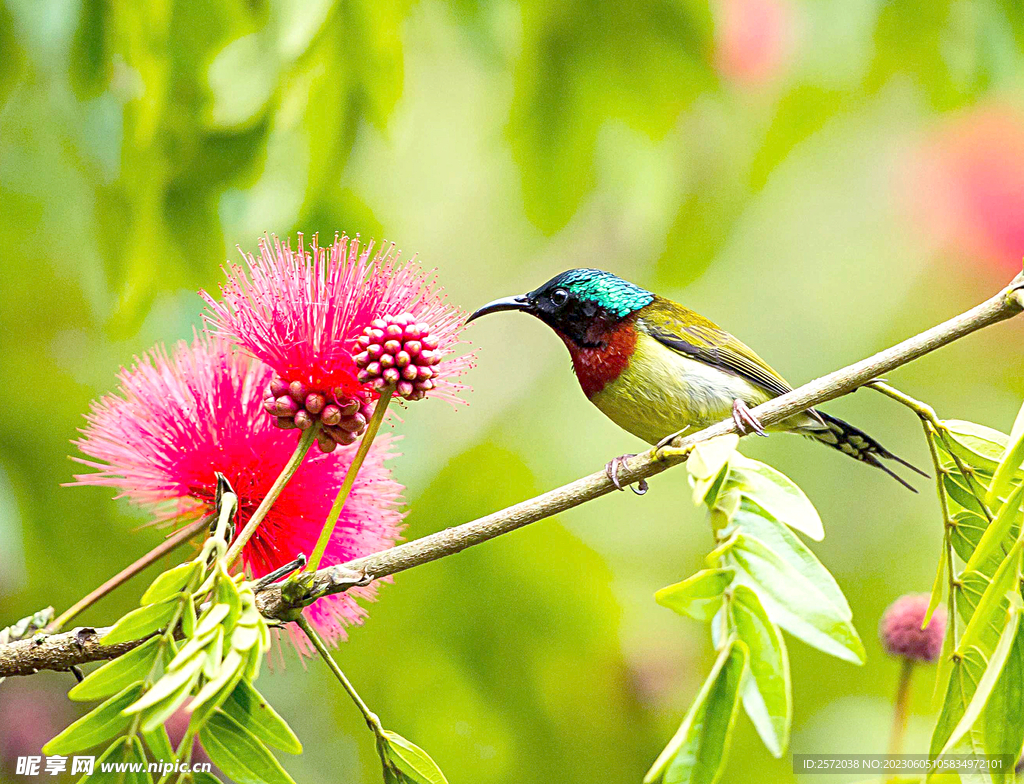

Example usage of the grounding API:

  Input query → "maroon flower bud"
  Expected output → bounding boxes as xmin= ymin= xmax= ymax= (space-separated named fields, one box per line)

xmin=879 ymin=594 xmax=947 ymax=664
xmin=354 ymin=351 xmax=370 ymax=368
xmin=321 ymin=405 xmax=342 ymax=426
xmin=275 ymin=396 xmax=299 ymax=416
xmin=294 ymin=410 xmax=314 ymax=430
xmin=383 ymin=339 xmax=402 ymax=355
xmin=263 ymin=397 xmax=278 ymax=415
xmin=397 ymin=381 xmax=414 ymax=398
xmin=379 ymin=354 xmax=395 ymax=369
xmin=394 ymin=351 xmax=411 ymax=368
xmin=324 ymin=425 xmax=358 ymax=446
xmin=338 ymin=399 xmax=360 ymax=415
xmin=338 ymin=412 xmax=367 ymax=433
xmin=315 ymin=431 xmax=338 ymax=453
xmin=305 ymin=393 xmax=325 ymax=415
xmin=273 ymin=416 xmax=298 ymax=429
xmin=269 ymin=376 xmax=289 ymax=397
xmin=288 ymin=380 xmax=308 ymax=401
xmin=401 ymin=365 xmax=418 ymax=381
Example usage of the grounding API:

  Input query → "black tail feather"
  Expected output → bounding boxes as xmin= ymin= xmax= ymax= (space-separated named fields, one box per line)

xmin=808 ymin=411 xmax=927 ymax=492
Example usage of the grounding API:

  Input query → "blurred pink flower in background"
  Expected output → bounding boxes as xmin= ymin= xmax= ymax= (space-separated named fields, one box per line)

xmin=71 ymin=335 xmax=404 ymax=652
xmin=909 ymin=105 xmax=1024 ymax=274
xmin=0 ymin=679 xmax=75 ymax=775
xmin=713 ymin=0 xmax=797 ymax=87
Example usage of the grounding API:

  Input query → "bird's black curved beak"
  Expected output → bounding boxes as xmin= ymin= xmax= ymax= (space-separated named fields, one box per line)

xmin=466 ymin=294 xmax=533 ymax=323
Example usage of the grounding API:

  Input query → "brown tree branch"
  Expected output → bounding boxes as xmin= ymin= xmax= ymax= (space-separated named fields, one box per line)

xmin=3 ymin=272 xmax=1022 ymax=678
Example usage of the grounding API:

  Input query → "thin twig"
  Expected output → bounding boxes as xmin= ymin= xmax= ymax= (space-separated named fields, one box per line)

xmin=306 ymin=388 xmax=394 ymax=573
xmin=2 ymin=272 xmax=1023 ymax=677
xmin=296 ymin=615 xmax=383 ymax=736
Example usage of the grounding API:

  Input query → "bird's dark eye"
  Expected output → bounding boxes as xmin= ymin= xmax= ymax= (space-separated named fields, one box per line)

xmin=549 ymin=288 xmax=569 ymax=307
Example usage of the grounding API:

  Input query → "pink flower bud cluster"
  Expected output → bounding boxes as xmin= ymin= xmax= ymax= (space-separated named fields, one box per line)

xmin=879 ymin=593 xmax=947 ymax=664
xmin=263 ymin=376 xmax=374 ymax=453
xmin=353 ymin=313 xmax=442 ymax=401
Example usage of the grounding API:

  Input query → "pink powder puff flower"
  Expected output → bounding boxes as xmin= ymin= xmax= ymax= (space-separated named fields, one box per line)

xmin=70 ymin=334 xmax=404 ymax=650
xmin=200 ymin=233 xmax=474 ymax=452
xmin=879 ymin=593 xmax=947 ymax=665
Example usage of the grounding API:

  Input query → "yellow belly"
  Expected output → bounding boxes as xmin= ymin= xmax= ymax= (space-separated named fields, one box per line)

xmin=588 ymin=332 xmax=795 ymax=444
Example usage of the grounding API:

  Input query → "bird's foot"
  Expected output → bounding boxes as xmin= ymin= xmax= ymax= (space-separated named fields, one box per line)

xmin=732 ymin=399 xmax=767 ymax=437
xmin=605 ymin=454 xmax=649 ymax=495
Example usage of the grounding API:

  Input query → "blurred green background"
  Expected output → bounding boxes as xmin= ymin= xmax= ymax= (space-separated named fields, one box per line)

xmin=2 ymin=0 xmax=1024 ymax=781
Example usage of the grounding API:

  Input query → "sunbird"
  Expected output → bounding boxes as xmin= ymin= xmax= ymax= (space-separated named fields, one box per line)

xmin=468 ymin=268 xmax=924 ymax=492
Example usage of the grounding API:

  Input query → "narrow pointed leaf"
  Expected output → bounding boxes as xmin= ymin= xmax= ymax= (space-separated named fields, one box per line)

xmin=43 ymin=683 xmax=143 ymax=754
xmin=727 ymin=499 xmax=851 ymax=619
xmin=645 ymin=640 xmax=747 ymax=784
xmin=941 ymin=421 xmax=1011 ymax=473
xmin=199 ymin=710 xmax=297 ymax=784
xmin=140 ymin=562 xmax=201 ymax=605
xmin=981 ymin=616 xmax=1024 ymax=777
xmin=966 ymin=481 xmax=1024 ymax=574
xmin=141 ymin=724 xmax=176 ymax=763
xmin=726 ymin=534 xmax=864 ymax=664
xmin=656 ymin=569 xmax=734 ymax=622
xmin=69 ymin=636 xmax=161 ymax=701
xmin=987 ymin=403 xmax=1024 ymax=509
xmin=730 ymin=586 xmax=791 ymax=758
xmin=940 ymin=607 xmax=1020 ymax=757
xmin=79 ymin=737 xmax=153 ymax=784
xmin=223 ymin=678 xmax=302 ymax=754
xmin=102 ymin=598 xmax=179 ymax=644
xmin=382 ymin=731 xmax=450 ymax=784
xmin=726 ymin=455 xmax=824 ymax=541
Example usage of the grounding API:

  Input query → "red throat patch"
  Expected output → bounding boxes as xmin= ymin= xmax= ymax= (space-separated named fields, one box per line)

xmin=556 ymin=318 xmax=637 ymax=398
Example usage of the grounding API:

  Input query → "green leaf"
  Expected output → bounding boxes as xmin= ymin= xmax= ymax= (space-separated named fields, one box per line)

xmin=957 ymin=541 xmax=1023 ymax=657
xmin=982 ymin=615 xmax=1024 ymax=779
xmin=69 ymin=636 xmax=161 ymax=701
xmin=656 ymin=569 xmax=734 ymax=622
xmin=222 ymin=678 xmax=302 ymax=754
xmin=725 ymin=533 xmax=865 ymax=664
xmin=644 ymin=640 xmax=747 ymax=784
xmin=725 ymin=455 xmax=824 ymax=541
xmin=141 ymin=724 xmax=176 ymax=763
xmin=687 ymin=436 xmax=739 ymax=481
xmin=949 ymin=510 xmax=992 ymax=564
xmin=43 ymin=683 xmax=143 ymax=754
xmin=381 ymin=730 xmax=450 ymax=784
xmin=190 ymin=774 xmax=223 ymax=784
xmin=941 ymin=420 xmax=1011 ymax=474
xmin=102 ymin=597 xmax=180 ymax=645
xmin=730 ymin=586 xmax=791 ymax=758
xmin=79 ymin=736 xmax=153 ymax=784
xmin=965 ymin=481 xmax=1024 ymax=573
xmin=199 ymin=710 xmax=297 ymax=784
xmin=127 ymin=655 xmax=204 ymax=715
xmin=140 ymin=561 xmax=201 ymax=605
xmin=940 ymin=604 xmax=1020 ymax=757
xmin=987 ymin=406 xmax=1024 ymax=509
xmin=727 ymin=498 xmax=851 ymax=620
xmin=688 ymin=436 xmax=739 ymax=507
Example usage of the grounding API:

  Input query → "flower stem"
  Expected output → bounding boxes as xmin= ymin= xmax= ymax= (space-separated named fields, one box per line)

xmin=49 ymin=516 xmax=211 ymax=632
xmin=224 ymin=424 xmax=320 ymax=568
xmin=887 ymin=659 xmax=915 ymax=774
xmin=305 ymin=388 xmax=394 ymax=573
xmin=296 ymin=615 xmax=384 ymax=737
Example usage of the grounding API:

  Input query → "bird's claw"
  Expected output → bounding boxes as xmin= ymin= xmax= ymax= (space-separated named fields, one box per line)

xmin=732 ymin=399 xmax=767 ymax=437
xmin=605 ymin=454 xmax=648 ymax=495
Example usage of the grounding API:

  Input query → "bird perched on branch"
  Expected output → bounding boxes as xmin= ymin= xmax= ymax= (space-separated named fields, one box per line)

xmin=468 ymin=268 xmax=923 ymax=493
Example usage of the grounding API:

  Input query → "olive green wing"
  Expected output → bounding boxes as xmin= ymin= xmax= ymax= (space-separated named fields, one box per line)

xmin=638 ymin=298 xmax=795 ymax=400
